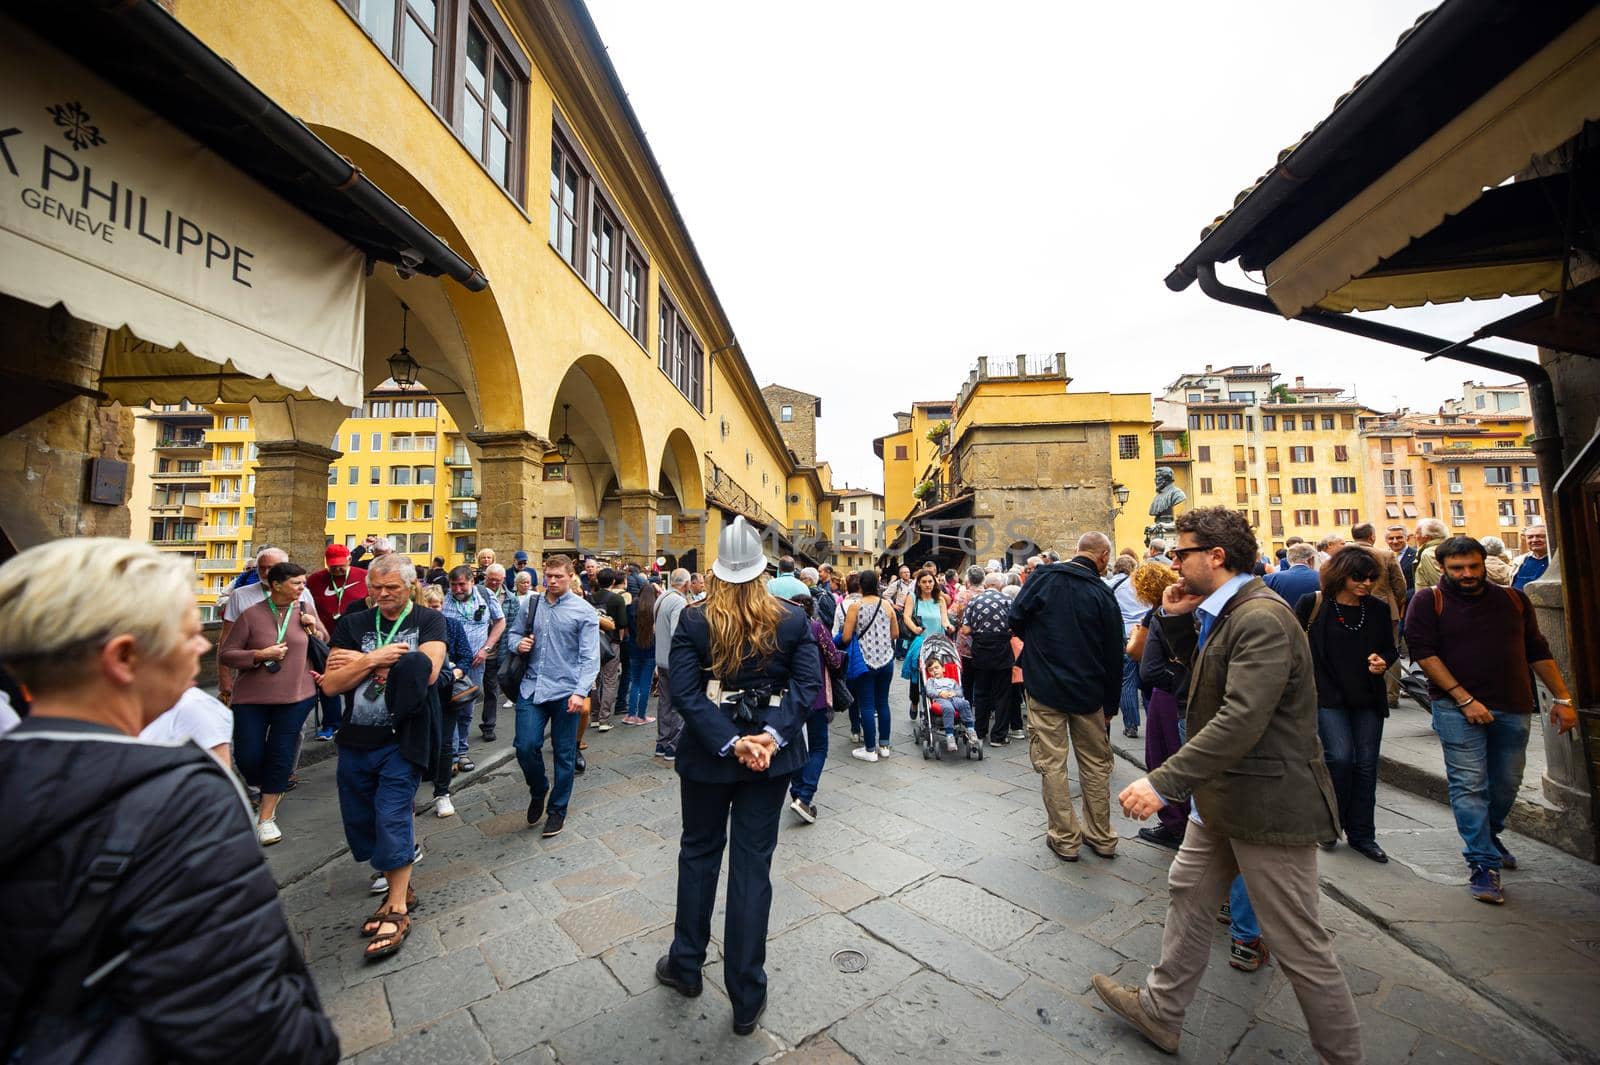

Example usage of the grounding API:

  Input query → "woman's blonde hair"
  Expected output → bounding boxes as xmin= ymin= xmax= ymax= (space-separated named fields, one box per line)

xmin=0 ymin=538 xmax=194 ymax=694
xmin=418 ymin=585 xmax=445 ymax=608
xmin=1131 ymin=561 xmax=1180 ymax=607
xmin=700 ymin=573 xmax=785 ymax=679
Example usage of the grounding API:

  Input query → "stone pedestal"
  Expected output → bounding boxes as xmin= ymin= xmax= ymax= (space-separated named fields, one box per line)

xmin=252 ymin=440 xmax=341 ymax=568
xmin=468 ymin=430 xmax=547 ymax=561
xmin=1526 ymin=552 xmax=1596 ymax=860
xmin=616 ymin=489 xmax=661 ymax=566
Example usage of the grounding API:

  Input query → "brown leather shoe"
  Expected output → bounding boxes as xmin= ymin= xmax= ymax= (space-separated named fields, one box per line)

xmin=1091 ymin=974 xmax=1180 ymax=1055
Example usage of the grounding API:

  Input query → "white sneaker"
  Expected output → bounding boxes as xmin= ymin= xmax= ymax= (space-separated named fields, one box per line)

xmin=878 ymin=744 xmax=893 ymax=758
xmin=1009 ymin=729 xmax=1026 ymax=739
xmin=436 ymin=795 xmax=456 ymax=818
xmin=502 ymin=698 xmax=514 ymax=709
xmin=945 ymin=734 xmax=958 ymax=752
xmin=967 ymin=728 xmax=983 ymax=746
xmin=851 ymin=747 xmax=879 ymax=763
xmin=370 ymin=875 xmax=388 ymax=894
xmin=256 ymin=819 xmax=282 ymax=846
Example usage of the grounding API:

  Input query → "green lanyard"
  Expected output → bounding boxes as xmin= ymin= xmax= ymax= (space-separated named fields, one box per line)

xmin=374 ymin=602 xmax=413 ymax=648
xmin=264 ymin=597 xmax=293 ymax=644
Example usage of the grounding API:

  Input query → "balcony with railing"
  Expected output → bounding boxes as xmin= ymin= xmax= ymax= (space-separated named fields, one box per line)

xmin=449 ymin=477 xmax=477 ymax=500
xmin=203 ymin=459 xmax=244 ymax=473
xmin=447 ymin=504 xmax=478 ymax=531
xmin=152 ymin=466 xmax=206 ymax=481
xmin=199 ymin=524 xmax=248 ymax=539
xmin=155 ymin=435 xmax=208 ymax=452
xmin=198 ymin=556 xmax=240 ymax=572
xmin=444 ymin=449 xmax=472 ymax=467
xmin=204 ymin=492 xmax=242 ymax=505
xmin=149 ymin=502 xmax=203 ymax=520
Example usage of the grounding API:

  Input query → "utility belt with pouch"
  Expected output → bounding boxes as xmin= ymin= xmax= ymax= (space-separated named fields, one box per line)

xmin=705 ymin=679 xmax=778 ymax=728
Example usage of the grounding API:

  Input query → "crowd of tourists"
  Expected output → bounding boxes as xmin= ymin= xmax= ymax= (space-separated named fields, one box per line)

xmin=0 ymin=504 xmax=1573 ymax=1061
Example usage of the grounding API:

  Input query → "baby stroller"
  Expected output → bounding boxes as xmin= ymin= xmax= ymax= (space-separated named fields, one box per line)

xmin=912 ymin=632 xmax=983 ymax=761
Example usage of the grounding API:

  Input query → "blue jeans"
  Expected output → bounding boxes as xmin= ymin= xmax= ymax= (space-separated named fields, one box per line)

xmin=515 ymin=695 xmax=581 ymax=815
xmin=1119 ymin=653 xmax=1142 ymax=731
xmin=617 ymin=640 xmax=634 ymax=714
xmin=1318 ymin=706 xmax=1385 ymax=844
xmin=315 ymin=689 xmax=344 ymax=732
xmin=933 ymin=695 xmax=975 ymax=734
xmin=1430 ymin=699 xmax=1531 ymax=870
xmin=625 ymin=641 xmax=655 ymax=718
xmin=850 ymin=662 xmax=894 ymax=750
xmin=232 ymin=696 xmax=316 ymax=794
xmin=791 ymin=710 xmax=829 ymax=804
xmin=452 ymin=662 xmax=484 ymax=756
xmin=336 ymin=742 xmax=423 ymax=871
xmin=1229 ymin=876 xmax=1259 ymax=942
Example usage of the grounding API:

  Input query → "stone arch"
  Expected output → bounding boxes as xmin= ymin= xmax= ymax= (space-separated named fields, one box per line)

xmin=658 ymin=427 xmax=706 ymax=512
xmin=546 ymin=354 xmax=650 ymax=515
xmin=307 ymin=126 xmax=525 ymax=433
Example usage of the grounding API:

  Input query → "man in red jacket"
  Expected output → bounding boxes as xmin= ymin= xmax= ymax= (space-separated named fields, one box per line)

xmin=306 ymin=544 xmax=368 ymax=740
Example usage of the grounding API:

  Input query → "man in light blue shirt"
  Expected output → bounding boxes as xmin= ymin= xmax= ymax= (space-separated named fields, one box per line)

xmin=766 ymin=555 xmax=807 ymax=600
xmin=505 ymin=555 xmax=598 ymax=839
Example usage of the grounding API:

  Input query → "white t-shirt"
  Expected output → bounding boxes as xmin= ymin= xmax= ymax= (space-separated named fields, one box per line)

xmin=141 ymin=687 xmax=233 ymax=762
xmin=222 ymin=581 xmax=317 ymax=624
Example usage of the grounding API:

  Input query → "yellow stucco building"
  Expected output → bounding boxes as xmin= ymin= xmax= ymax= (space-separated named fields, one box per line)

xmin=878 ymin=355 xmax=1156 ymax=566
xmin=1360 ymin=381 xmax=1540 ymax=549
xmin=1165 ymin=365 xmax=1372 ymax=553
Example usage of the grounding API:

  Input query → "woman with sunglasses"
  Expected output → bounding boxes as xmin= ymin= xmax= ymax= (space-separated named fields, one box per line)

xmin=1293 ymin=545 xmax=1398 ymax=863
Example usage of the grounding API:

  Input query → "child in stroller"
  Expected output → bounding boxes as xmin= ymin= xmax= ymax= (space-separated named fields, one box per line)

xmin=919 ymin=637 xmax=981 ymax=757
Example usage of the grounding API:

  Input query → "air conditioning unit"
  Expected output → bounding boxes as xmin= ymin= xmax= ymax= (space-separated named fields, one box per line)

xmin=1448 ymin=483 xmax=1463 ymax=493
xmin=1268 ymin=495 xmax=1282 ymax=505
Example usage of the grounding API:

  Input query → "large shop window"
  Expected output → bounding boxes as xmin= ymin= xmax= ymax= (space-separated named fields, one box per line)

xmin=658 ymin=290 xmax=704 ymax=411
xmin=344 ymin=0 xmax=528 ymax=199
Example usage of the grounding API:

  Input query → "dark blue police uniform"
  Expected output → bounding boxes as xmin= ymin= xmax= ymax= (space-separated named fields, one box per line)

xmin=662 ymin=598 xmax=820 ymax=1024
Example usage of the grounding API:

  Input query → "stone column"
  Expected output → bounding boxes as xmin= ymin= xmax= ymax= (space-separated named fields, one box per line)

xmin=616 ymin=489 xmax=661 ymax=566
xmin=1528 ymin=556 xmax=1596 ymax=858
xmin=468 ymin=430 xmax=547 ymax=561
xmin=668 ymin=512 xmax=705 ymax=570
xmin=576 ymin=518 xmax=602 ymax=558
xmin=0 ymin=296 xmax=127 ymax=547
xmin=251 ymin=441 xmax=342 ymax=568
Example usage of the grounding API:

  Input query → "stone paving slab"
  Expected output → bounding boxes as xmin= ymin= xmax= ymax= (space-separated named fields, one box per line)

xmin=281 ymin=676 xmax=1598 ymax=1064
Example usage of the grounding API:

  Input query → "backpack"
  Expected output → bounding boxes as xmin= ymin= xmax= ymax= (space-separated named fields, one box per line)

xmin=3 ymin=761 xmax=215 ymax=1064
xmin=1432 ymin=584 xmax=1522 ymax=619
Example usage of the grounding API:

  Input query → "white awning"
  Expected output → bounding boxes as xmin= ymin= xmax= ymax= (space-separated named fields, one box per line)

xmin=0 ymin=23 xmax=365 ymax=407
xmin=1264 ymin=5 xmax=1600 ymax=317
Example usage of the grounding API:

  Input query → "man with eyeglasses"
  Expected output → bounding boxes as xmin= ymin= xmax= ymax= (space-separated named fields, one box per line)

xmin=443 ymin=565 xmax=504 ymax=773
xmin=1093 ymin=507 xmax=1360 ymax=1064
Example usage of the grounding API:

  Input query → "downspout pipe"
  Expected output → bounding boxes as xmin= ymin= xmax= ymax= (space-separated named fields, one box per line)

xmin=1194 ymin=263 xmax=1566 ymax=545
xmin=101 ymin=0 xmax=489 ymax=292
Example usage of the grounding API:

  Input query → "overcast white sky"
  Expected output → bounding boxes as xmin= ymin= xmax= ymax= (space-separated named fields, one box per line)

xmin=585 ymin=0 xmax=1538 ymax=493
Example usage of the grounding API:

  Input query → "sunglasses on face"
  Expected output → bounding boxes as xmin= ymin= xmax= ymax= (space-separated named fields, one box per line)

xmin=1170 ymin=545 xmax=1214 ymax=561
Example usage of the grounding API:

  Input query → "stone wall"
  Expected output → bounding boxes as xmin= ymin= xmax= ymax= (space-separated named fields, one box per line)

xmin=761 ymin=384 xmax=818 ymax=466
xmin=962 ymin=423 xmax=1121 ymax=557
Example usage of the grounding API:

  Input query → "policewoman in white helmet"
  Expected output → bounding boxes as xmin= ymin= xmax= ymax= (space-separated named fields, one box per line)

xmin=653 ymin=517 xmax=821 ymax=1036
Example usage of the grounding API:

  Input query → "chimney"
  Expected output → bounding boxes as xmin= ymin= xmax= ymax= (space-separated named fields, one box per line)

xmin=1262 ymin=362 xmax=1272 ymax=373
xmin=1204 ymin=363 xmax=1213 ymax=373
xmin=1295 ymin=376 xmax=1305 ymax=388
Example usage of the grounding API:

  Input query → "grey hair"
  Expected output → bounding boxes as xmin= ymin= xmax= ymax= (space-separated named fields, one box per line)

xmin=1006 ymin=572 xmax=1023 ymax=587
xmin=670 ymin=567 xmax=691 ymax=589
xmin=982 ymin=572 xmax=1006 ymax=589
xmin=1112 ymin=554 xmax=1137 ymax=576
xmin=485 ymin=563 xmax=506 ymax=578
xmin=368 ymin=553 xmax=416 ymax=584
xmin=1417 ymin=518 xmax=1447 ymax=540
xmin=966 ymin=565 xmax=984 ymax=585
xmin=1316 ymin=534 xmax=1344 ymax=551
xmin=371 ymin=536 xmax=394 ymax=553
xmin=1148 ymin=538 xmax=1167 ymax=554
xmin=1481 ymin=536 xmax=1507 ymax=556
xmin=1045 ymin=550 xmax=1061 ymax=562
xmin=1287 ymin=543 xmax=1317 ymax=564
xmin=800 ymin=567 xmax=819 ymax=582
xmin=255 ymin=545 xmax=285 ymax=564
xmin=1001 ymin=584 xmax=1021 ymax=598
xmin=513 ymin=570 xmax=534 ymax=589
xmin=1077 ymin=532 xmax=1111 ymax=555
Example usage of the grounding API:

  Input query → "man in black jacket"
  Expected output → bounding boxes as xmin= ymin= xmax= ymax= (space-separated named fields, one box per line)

xmin=0 ymin=537 xmax=337 ymax=1064
xmin=1009 ymin=531 xmax=1123 ymax=861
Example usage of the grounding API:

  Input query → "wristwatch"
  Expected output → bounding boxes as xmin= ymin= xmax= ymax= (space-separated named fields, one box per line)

xmin=1553 ymin=697 xmax=1573 ymax=706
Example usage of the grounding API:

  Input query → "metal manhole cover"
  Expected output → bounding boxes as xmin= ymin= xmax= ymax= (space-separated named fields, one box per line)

xmin=832 ymin=948 xmax=867 ymax=973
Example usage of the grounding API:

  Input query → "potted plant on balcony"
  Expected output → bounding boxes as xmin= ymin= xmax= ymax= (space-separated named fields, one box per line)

xmin=926 ymin=420 xmax=950 ymax=444
xmin=912 ymin=480 xmax=935 ymax=502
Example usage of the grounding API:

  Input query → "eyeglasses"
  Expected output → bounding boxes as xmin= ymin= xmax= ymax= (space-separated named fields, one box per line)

xmin=1170 ymin=545 xmax=1214 ymax=561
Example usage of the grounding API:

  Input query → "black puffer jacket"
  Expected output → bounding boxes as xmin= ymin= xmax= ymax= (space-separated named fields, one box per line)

xmin=0 ymin=717 xmax=337 ymax=1064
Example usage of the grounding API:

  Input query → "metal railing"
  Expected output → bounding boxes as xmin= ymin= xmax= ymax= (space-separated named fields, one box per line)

xmin=198 ymin=557 xmax=239 ymax=571
xmin=203 ymin=459 xmax=243 ymax=472
xmin=204 ymin=492 xmax=241 ymax=505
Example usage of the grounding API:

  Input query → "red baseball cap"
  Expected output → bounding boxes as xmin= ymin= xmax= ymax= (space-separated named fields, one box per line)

xmin=325 ymin=544 xmax=351 ymax=564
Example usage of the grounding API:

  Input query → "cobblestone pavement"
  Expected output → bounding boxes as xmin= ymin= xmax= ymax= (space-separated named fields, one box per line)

xmin=279 ymin=681 xmax=1600 ymax=1064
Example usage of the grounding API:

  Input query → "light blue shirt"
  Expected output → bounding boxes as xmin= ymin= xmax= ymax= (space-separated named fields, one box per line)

xmin=1111 ymin=574 xmax=1146 ymax=637
xmin=509 ymin=589 xmax=600 ymax=704
xmin=767 ymin=573 xmax=808 ymax=600
xmin=1195 ymin=573 xmax=1253 ymax=649
xmin=444 ymin=586 xmax=504 ymax=654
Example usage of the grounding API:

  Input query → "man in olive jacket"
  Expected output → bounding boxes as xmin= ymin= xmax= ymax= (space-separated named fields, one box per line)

xmin=1091 ymin=507 xmax=1361 ymax=1064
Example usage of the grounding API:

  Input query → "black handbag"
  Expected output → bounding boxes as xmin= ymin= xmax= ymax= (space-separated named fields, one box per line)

xmin=301 ymin=604 xmax=330 ymax=673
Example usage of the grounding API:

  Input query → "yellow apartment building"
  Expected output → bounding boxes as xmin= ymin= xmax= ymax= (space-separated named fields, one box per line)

xmin=1360 ymin=381 xmax=1540 ymax=549
xmin=878 ymin=355 xmax=1156 ymax=567
xmin=131 ymin=387 xmax=477 ymax=617
xmin=1165 ymin=365 xmax=1372 ymax=553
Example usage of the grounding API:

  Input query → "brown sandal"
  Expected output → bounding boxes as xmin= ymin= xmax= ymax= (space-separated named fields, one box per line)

xmin=360 ymin=886 xmax=417 ymax=936
xmin=363 ymin=911 xmax=411 ymax=961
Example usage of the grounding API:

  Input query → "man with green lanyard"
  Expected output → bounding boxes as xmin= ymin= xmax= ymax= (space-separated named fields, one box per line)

xmin=322 ymin=554 xmax=447 ymax=962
